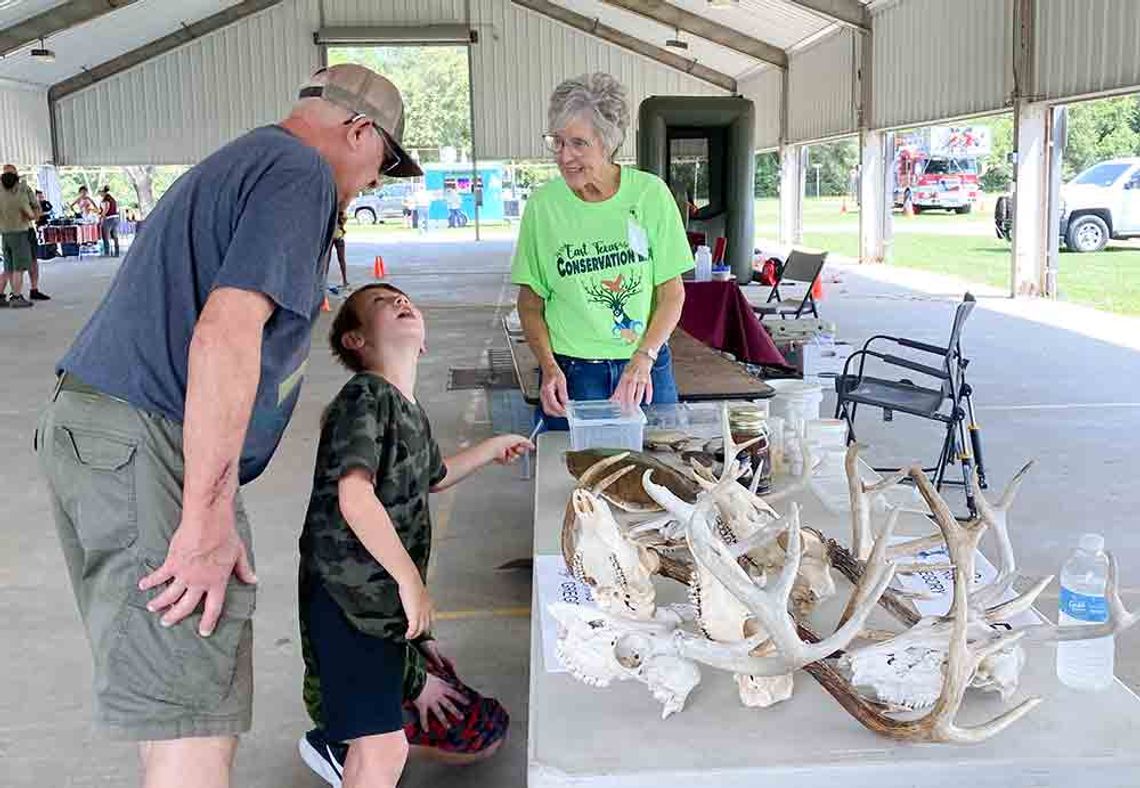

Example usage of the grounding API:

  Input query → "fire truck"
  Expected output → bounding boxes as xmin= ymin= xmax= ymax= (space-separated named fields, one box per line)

xmin=893 ymin=126 xmax=991 ymax=214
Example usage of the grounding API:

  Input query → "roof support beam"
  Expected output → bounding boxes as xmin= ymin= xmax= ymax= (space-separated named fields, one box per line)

xmin=49 ymin=0 xmax=282 ymax=101
xmin=601 ymin=0 xmax=786 ymax=69
xmin=510 ymin=0 xmax=737 ymax=93
xmin=0 ymin=0 xmax=139 ymax=58
xmin=783 ymin=0 xmax=870 ymax=32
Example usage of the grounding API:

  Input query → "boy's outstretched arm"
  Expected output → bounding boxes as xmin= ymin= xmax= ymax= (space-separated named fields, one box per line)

xmin=338 ymin=468 xmax=434 ymax=639
xmin=430 ymin=434 xmax=534 ymax=492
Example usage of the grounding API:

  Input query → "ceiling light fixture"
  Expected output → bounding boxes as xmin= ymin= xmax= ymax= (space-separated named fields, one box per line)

xmin=665 ymin=28 xmax=688 ymax=50
xmin=30 ymin=38 xmax=55 ymax=63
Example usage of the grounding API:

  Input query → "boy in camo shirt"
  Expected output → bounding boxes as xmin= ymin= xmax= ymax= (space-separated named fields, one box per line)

xmin=298 ymin=283 xmax=532 ymax=787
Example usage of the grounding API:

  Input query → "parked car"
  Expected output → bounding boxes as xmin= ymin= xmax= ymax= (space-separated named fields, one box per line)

xmin=348 ymin=182 xmax=414 ymax=223
xmin=1059 ymin=158 xmax=1140 ymax=252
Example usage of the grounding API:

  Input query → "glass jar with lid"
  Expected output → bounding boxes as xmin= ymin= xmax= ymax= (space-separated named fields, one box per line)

xmin=728 ymin=404 xmax=771 ymax=494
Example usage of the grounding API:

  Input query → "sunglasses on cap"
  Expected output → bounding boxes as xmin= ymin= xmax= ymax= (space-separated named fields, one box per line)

xmin=343 ymin=114 xmax=404 ymax=175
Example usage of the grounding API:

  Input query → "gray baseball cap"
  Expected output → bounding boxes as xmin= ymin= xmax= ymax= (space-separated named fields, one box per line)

xmin=298 ymin=63 xmax=423 ymax=178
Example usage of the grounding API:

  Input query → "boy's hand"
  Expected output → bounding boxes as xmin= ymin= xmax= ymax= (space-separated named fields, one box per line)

xmin=487 ymin=434 xmax=534 ymax=465
xmin=421 ymin=640 xmax=456 ymax=676
xmin=412 ymin=673 xmax=469 ymax=730
xmin=399 ymin=579 xmax=434 ymax=639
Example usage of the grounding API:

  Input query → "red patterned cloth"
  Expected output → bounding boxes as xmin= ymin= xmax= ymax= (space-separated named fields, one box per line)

xmin=402 ymin=655 xmax=510 ymax=755
xmin=680 ymin=280 xmax=789 ymax=367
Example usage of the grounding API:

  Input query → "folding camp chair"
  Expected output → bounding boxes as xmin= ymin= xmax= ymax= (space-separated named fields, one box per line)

xmin=752 ymin=250 xmax=827 ymax=320
xmin=833 ymin=293 xmax=987 ymax=515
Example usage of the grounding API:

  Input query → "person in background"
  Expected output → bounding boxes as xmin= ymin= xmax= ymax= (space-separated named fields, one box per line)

xmin=1 ymin=165 xmax=48 ymax=301
xmin=512 ymin=73 xmax=691 ymax=426
xmin=414 ymin=186 xmax=432 ymax=234
xmin=69 ymin=185 xmax=99 ymax=218
xmin=445 ymin=186 xmax=464 ymax=228
xmin=0 ymin=166 xmax=39 ymax=308
xmin=332 ymin=208 xmax=349 ymax=289
xmin=35 ymin=189 xmax=52 ymax=223
xmin=99 ymin=185 xmax=120 ymax=257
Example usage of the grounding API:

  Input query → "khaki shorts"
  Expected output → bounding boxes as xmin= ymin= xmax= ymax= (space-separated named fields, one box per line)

xmin=36 ymin=376 xmax=256 ymax=741
xmin=2 ymin=230 xmax=33 ymax=272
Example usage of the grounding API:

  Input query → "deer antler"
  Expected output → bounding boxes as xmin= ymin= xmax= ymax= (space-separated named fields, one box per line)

xmin=683 ymin=501 xmax=898 ymax=675
xmin=969 ymin=461 xmax=1034 ymax=609
xmin=845 ymin=444 xmax=909 ymax=560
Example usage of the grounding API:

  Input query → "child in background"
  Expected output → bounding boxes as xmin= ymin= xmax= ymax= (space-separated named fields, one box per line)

xmin=298 ymin=283 xmax=532 ymax=787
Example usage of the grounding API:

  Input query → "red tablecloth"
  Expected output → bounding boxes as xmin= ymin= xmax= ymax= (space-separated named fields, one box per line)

xmin=43 ymin=223 xmax=100 ymax=245
xmin=679 ymin=280 xmax=789 ymax=367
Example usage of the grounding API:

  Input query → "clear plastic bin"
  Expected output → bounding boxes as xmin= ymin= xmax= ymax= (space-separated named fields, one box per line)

xmin=566 ymin=400 xmax=647 ymax=451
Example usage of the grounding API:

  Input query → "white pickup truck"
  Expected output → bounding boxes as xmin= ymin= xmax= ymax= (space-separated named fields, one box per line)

xmin=1061 ymin=158 xmax=1140 ymax=252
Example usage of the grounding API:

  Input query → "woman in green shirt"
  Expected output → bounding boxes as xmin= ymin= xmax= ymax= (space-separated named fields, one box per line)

xmin=511 ymin=73 xmax=693 ymax=422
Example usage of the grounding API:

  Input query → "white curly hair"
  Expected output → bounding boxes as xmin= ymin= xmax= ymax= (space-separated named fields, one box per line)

xmin=547 ymin=72 xmax=630 ymax=158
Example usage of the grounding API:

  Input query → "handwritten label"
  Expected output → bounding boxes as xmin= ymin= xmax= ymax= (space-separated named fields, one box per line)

xmin=535 ymin=554 xmax=596 ymax=673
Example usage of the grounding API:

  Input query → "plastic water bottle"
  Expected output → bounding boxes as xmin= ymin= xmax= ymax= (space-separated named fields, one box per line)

xmin=1055 ymin=533 xmax=1114 ymax=690
xmin=694 ymin=245 xmax=712 ymax=282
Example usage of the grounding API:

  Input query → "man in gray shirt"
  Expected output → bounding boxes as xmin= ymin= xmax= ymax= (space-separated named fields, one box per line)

xmin=38 ymin=64 xmax=421 ymax=788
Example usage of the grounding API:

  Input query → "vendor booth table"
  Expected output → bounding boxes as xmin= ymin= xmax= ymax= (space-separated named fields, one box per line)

xmin=680 ymin=280 xmax=789 ymax=368
xmin=42 ymin=222 xmax=101 ymax=257
xmin=506 ymin=327 xmax=774 ymax=404
xmin=527 ymin=433 xmax=1140 ymax=787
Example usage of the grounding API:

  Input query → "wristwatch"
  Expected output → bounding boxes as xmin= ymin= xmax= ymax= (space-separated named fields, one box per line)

xmin=635 ymin=345 xmax=659 ymax=363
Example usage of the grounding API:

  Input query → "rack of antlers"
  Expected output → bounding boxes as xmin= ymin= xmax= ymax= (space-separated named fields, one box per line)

xmin=552 ymin=403 xmax=1137 ymax=742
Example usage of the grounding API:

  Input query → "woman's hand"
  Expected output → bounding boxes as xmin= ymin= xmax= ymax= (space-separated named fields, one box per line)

xmin=420 ymin=640 xmax=456 ymax=676
xmin=540 ymin=362 xmax=570 ymax=418
xmin=611 ymin=352 xmax=654 ymax=410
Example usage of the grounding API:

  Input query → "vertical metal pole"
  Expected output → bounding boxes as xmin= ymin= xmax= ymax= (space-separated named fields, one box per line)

xmin=1045 ymin=104 xmax=1066 ymax=298
xmin=466 ymin=0 xmax=480 ymax=241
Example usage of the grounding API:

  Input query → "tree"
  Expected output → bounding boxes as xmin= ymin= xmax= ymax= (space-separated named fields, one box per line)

xmin=1061 ymin=96 xmax=1140 ymax=179
xmin=327 ymin=46 xmax=471 ymax=155
xmin=755 ymin=151 xmax=779 ymax=198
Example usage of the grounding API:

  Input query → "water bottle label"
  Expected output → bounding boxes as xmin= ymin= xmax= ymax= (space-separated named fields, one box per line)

xmin=1059 ymin=587 xmax=1109 ymax=623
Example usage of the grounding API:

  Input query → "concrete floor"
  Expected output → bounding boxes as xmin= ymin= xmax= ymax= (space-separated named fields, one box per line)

xmin=1 ymin=239 xmax=1138 ymax=787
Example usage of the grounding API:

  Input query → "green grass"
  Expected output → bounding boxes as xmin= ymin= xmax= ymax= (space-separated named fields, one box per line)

xmin=798 ymin=230 xmax=1140 ymax=316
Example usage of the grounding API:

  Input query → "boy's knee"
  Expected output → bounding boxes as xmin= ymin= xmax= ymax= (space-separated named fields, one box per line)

xmin=344 ymin=732 xmax=408 ymax=787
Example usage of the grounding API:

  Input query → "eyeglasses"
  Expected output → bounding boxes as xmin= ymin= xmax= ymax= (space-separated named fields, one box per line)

xmin=542 ymin=133 xmax=592 ymax=154
xmin=344 ymin=114 xmax=403 ymax=174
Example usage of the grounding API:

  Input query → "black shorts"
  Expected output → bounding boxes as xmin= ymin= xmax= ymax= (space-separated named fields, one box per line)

xmin=306 ymin=581 xmax=408 ymax=742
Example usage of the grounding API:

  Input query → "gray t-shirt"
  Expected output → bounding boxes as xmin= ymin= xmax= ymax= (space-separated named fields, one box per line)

xmin=60 ymin=125 xmax=337 ymax=483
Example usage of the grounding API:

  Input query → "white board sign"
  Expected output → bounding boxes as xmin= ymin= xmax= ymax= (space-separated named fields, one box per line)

xmin=535 ymin=554 xmax=596 ymax=673
xmin=891 ymin=538 xmax=1041 ymax=628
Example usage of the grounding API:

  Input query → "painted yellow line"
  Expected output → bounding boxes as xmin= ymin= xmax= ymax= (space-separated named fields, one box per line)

xmin=435 ymin=606 xmax=531 ymax=621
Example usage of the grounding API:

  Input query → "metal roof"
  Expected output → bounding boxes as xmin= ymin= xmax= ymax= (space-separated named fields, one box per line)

xmin=0 ymin=0 xmax=872 ymax=90
xmin=0 ymin=0 xmax=244 ymax=86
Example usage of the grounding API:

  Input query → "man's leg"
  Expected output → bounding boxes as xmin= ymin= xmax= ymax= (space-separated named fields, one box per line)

xmin=112 ymin=223 xmax=120 ymax=256
xmin=140 ymin=736 xmax=237 ymax=788
xmin=335 ymin=239 xmax=348 ymax=286
xmin=101 ymin=219 xmax=111 ymax=256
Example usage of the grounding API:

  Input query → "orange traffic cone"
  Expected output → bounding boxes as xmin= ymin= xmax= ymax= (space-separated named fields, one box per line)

xmin=321 ymin=294 xmax=331 ymax=312
xmin=373 ymin=255 xmax=386 ymax=278
xmin=840 ymin=198 xmax=848 ymax=215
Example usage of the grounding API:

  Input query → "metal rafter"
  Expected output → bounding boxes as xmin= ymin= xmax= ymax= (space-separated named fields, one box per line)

xmin=49 ymin=0 xmax=283 ymax=101
xmin=782 ymin=0 xmax=870 ymax=32
xmin=510 ymin=0 xmax=737 ymax=93
xmin=0 ymin=0 xmax=139 ymax=58
xmin=602 ymin=0 xmax=786 ymax=69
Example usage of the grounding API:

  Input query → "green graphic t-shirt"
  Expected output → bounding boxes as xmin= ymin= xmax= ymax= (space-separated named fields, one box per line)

xmin=511 ymin=167 xmax=694 ymax=360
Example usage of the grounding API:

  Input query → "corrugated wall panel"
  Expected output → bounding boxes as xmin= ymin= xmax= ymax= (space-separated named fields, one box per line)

xmin=1037 ymin=0 xmax=1140 ymax=102
xmin=53 ymin=0 xmax=319 ymax=165
xmin=321 ymin=0 xmax=467 ymax=26
xmin=0 ymin=83 xmax=52 ymax=165
xmin=737 ymin=67 xmax=782 ymax=150
xmin=469 ymin=0 xmax=726 ymax=160
xmin=787 ymin=29 xmax=856 ymax=143
xmin=873 ymin=0 xmax=1011 ymax=130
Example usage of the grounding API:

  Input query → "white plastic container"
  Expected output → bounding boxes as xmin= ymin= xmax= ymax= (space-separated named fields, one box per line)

xmin=566 ymin=400 xmax=647 ymax=451
xmin=1056 ymin=533 xmax=1115 ymax=691
xmin=766 ymin=379 xmax=824 ymax=436
xmin=805 ymin=418 xmax=849 ymax=512
xmin=694 ymin=245 xmax=712 ymax=282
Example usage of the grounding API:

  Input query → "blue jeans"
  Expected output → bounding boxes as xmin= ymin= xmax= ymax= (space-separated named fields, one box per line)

xmin=539 ymin=345 xmax=678 ymax=431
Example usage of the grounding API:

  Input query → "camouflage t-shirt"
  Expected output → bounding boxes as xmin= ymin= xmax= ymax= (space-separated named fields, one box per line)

xmin=299 ymin=372 xmax=448 ymax=718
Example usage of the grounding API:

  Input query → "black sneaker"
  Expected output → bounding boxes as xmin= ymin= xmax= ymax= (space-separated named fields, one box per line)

xmin=8 ymin=294 xmax=32 ymax=308
xmin=29 ymin=289 xmax=50 ymax=301
xmin=298 ymin=729 xmax=346 ymax=787
xmin=0 ymin=296 xmax=7 ymax=308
